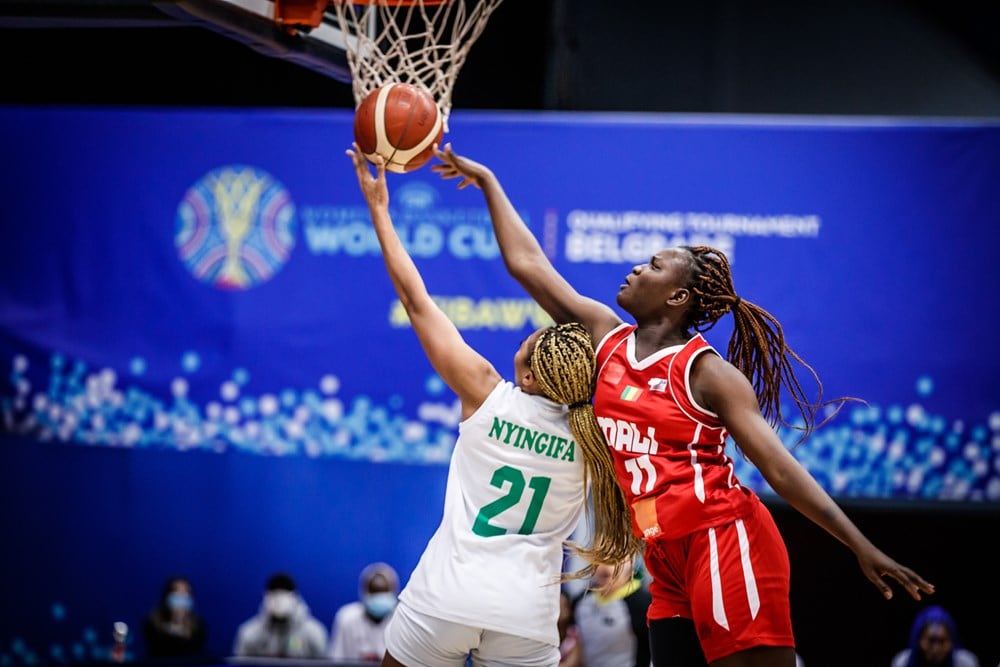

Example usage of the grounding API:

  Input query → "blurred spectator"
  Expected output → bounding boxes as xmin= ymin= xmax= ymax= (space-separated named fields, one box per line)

xmin=558 ymin=589 xmax=581 ymax=667
xmin=890 ymin=605 xmax=980 ymax=667
xmin=233 ymin=571 xmax=328 ymax=658
xmin=328 ymin=562 xmax=399 ymax=663
xmin=142 ymin=575 xmax=208 ymax=660
xmin=574 ymin=560 xmax=652 ymax=667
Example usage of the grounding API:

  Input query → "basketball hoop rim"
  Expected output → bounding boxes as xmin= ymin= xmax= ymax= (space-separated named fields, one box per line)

xmin=329 ymin=0 xmax=448 ymax=6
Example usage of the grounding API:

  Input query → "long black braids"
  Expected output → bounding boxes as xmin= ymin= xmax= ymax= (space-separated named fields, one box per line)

xmin=680 ymin=246 xmax=861 ymax=447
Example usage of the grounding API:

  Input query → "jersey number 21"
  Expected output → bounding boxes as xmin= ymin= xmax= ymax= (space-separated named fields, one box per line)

xmin=472 ymin=465 xmax=551 ymax=537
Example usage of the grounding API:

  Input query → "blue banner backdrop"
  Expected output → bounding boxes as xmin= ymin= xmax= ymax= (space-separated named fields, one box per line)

xmin=1 ymin=107 xmax=998 ymax=662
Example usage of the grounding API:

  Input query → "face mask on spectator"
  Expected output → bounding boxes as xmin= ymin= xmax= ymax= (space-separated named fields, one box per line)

xmin=265 ymin=591 xmax=297 ymax=619
xmin=363 ymin=592 xmax=397 ymax=620
xmin=166 ymin=592 xmax=193 ymax=612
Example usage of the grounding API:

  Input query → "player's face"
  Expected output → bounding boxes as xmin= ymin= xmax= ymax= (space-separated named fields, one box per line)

xmin=616 ymin=247 xmax=690 ymax=319
xmin=513 ymin=328 xmax=546 ymax=390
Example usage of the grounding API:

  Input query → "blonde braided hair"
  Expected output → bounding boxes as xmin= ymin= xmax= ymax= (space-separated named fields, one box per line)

xmin=530 ymin=322 xmax=643 ymax=580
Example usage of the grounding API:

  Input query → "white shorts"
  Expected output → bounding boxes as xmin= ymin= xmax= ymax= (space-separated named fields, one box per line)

xmin=384 ymin=599 xmax=560 ymax=667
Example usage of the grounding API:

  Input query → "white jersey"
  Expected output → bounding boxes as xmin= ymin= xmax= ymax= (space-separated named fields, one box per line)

xmin=399 ymin=380 xmax=586 ymax=647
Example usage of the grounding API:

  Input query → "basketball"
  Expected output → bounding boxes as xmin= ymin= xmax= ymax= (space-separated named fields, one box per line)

xmin=353 ymin=83 xmax=444 ymax=174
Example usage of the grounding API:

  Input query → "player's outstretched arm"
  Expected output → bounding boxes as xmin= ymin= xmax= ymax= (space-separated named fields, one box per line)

xmin=695 ymin=353 xmax=936 ymax=602
xmin=432 ymin=143 xmax=620 ymax=343
xmin=348 ymin=145 xmax=500 ymax=419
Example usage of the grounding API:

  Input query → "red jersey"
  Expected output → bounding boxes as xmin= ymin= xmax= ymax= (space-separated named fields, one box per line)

xmin=593 ymin=324 xmax=756 ymax=540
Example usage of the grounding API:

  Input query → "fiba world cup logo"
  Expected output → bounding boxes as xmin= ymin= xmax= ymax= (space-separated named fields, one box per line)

xmin=176 ymin=166 xmax=296 ymax=290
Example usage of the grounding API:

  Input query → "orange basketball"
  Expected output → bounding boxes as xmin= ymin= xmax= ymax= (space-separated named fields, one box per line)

xmin=353 ymin=83 xmax=444 ymax=174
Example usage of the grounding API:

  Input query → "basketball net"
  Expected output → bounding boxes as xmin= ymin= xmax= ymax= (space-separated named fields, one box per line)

xmin=329 ymin=0 xmax=505 ymax=133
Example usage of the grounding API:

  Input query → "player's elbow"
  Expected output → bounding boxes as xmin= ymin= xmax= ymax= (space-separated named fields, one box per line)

xmin=504 ymin=250 xmax=548 ymax=280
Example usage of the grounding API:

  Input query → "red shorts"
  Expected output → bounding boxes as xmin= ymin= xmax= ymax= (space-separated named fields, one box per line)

xmin=643 ymin=496 xmax=795 ymax=662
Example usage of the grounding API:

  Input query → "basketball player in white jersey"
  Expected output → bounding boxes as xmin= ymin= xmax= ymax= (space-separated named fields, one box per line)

xmin=431 ymin=143 xmax=935 ymax=667
xmin=347 ymin=145 xmax=640 ymax=667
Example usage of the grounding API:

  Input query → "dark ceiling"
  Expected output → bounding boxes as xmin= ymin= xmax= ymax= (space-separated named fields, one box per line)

xmin=0 ymin=0 xmax=998 ymax=115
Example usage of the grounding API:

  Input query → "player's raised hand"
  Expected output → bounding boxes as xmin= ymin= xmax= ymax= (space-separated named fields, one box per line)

xmin=432 ymin=143 xmax=494 ymax=190
xmin=347 ymin=142 xmax=388 ymax=210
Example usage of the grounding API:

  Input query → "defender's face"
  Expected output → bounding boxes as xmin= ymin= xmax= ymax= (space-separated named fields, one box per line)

xmin=616 ymin=248 xmax=690 ymax=318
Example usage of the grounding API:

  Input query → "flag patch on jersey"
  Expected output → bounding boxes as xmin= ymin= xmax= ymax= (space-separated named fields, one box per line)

xmin=620 ymin=385 xmax=642 ymax=401
xmin=647 ymin=378 xmax=667 ymax=392
xmin=603 ymin=362 xmax=626 ymax=385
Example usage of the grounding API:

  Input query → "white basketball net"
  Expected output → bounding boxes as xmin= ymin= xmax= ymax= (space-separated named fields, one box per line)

xmin=330 ymin=0 xmax=505 ymax=132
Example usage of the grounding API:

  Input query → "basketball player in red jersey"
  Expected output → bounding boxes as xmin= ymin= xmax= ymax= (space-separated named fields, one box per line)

xmin=431 ymin=144 xmax=935 ymax=667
